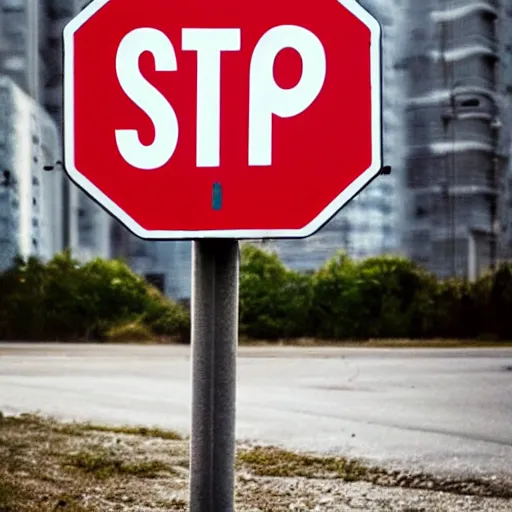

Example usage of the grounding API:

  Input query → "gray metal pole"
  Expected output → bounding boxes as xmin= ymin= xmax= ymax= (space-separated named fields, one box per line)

xmin=189 ymin=239 xmax=239 ymax=512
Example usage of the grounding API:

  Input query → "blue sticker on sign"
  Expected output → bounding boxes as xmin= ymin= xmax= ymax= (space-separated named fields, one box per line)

xmin=212 ymin=182 xmax=222 ymax=210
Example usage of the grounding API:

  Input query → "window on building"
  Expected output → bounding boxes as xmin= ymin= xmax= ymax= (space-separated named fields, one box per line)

xmin=383 ymin=225 xmax=393 ymax=235
xmin=45 ymin=104 xmax=60 ymax=116
xmin=410 ymin=229 xmax=430 ymax=246
xmin=411 ymin=28 xmax=425 ymax=41
xmin=2 ymin=0 xmax=25 ymax=8
xmin=145 ymin=273 xmax=165 ymax=293
xmin=415 ymin=191 xmax=432 ymax=218
xmin=6 ymin=32 xmax=24 ymax=48
xmin=0 ymin=217 xmax=8 ymax=238
xmin=3 ymin=56 xmax=25 ymax=71
xmin=460 ymin=98 xmax=480 ymax=108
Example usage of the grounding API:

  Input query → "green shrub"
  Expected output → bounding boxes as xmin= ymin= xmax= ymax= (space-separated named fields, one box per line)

xmin=0 ymin=255 xmax=49 ymax=339
xmin=406 ymin=271 xmax=439 ymax=338
xmin=489 ymin=263 xmax=512 ymax=339
xmin=356 ymin=256 xmax=427 ymax=338
xmin=310 ymin=252 xmax=363 ymax=339
xmin=105 ymin=320 xmax=155 ymax=342
xmin=239 ymin=244 xmax=313 ymax=339
xmin=142 ymin=287 xmax=190 ymax=343
xmin=468 ymin=272 xmax=493 ymax=338
xmin=2 ymin=247 xmax=512 ymax=343
xmin=0 ymin=251 xmax=189 ymax=342
xmin=435 ymin=279 xmax=473 ymax=338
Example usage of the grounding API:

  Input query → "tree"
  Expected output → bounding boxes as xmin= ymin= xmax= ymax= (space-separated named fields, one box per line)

xmin=310 ymin=252 xmax=364 ymax=339
xmin=239 ymin=244 xmax=313 ymax=339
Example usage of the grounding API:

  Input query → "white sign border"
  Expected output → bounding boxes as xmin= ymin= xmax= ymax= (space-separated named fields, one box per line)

xmin=63 ymin=0 xmax=382 ymax=240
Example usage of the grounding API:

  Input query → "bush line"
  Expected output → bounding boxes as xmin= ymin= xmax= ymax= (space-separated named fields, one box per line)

xmin=1 ymin=246 xmax=511 ymax=342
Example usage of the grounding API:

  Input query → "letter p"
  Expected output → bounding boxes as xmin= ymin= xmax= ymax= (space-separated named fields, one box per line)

xmin=248 ymin=25 xmax=327 ymax=166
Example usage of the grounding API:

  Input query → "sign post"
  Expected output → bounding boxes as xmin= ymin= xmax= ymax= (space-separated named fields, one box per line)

xmin=190 ymin=240 xmax=239 ymax=511
xmin=63 ymin=0 xmax=382 ymax=509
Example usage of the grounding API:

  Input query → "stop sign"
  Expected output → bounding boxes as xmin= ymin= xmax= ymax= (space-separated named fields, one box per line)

xmin=63 ymin=0 xmax=382 ymax=239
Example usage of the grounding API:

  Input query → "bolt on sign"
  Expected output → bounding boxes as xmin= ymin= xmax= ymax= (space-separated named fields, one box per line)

xmin=64 ymin=0 xmax=382 ymax=240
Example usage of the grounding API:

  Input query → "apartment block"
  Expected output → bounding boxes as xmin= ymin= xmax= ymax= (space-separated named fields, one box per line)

xmin=0 ymin=75 xmax=61 ymax=269
xmin=498 ymin=2 xmax=512 ymax=260
xmin=404 ymin=0 xmax=509 ymax=279
xmin=0 ymin=0 xmax=112 ymax=264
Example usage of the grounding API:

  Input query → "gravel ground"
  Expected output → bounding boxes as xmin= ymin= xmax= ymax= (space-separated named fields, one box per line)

xmin=237 ymin=476 xmax=512 ymax=511
xmin=0 ymin=413 xmax=511 ymax=512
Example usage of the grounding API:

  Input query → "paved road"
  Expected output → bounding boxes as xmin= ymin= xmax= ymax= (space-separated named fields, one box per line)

xmin=0 ymin=343 xmax=511 ymax=477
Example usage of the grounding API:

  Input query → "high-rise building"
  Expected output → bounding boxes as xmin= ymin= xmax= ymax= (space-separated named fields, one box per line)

xmin=498 ymin=3 xmax=512 ymax=261
xmin=403 ymin=0 xmax=509 ymax=279
xmin=263 ymin=0 xmax=407 ymax=271
xmin=0 ymin=0 xmax=113 ymax=264
xmin=0 ymin=75 xmax=61 ymax=270
xmin=44 ymin=0 xmax=113 ymax=261
xmin=0 ymin=0 xmax=40 ymax=100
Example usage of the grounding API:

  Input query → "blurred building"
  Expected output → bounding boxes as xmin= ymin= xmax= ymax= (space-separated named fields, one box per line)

xmin=499 ymin=3 xmax=512 ymax=260
xmin=0 ymin=0 xmax=39 ymax=100
xmin=263 ymin=0 xmax=407 ymax=271
xmin=44 ymin=0 xmax=113 ymax=262
xmin=0 ymin=0 xmax=112 ymax=264
xmin=0 ymin=75 xmax=62 ymax=270
xmin=403 ymin=0 xmax=509 ymax=279
xmin=111 ymin=223 xmax=191 ymax=300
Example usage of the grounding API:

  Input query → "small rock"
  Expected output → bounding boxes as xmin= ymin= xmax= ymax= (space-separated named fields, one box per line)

xmin=397 ymin=475 xmax=408 ymax=487
xmin=411 ymin=477 xmax=422 ymax=487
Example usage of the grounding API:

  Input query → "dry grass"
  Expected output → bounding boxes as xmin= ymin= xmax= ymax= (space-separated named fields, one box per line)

xmin=237 ymin=446 xmax=369 ymax=480
xmin=65 ymin=423 xmax=183 ymax=440
xmin=239 ymin=337 xmax=512 ymax=348
xmin=0 ymin=412 xmax=188 ymax=511
xmin=0 ymin=413 xmax=183 ymax=441
xmin=0 ymin=478 xmax=91 ymax=512
xmin=66 ymin=449 xmax=177 ymax=479
xmin=1 ymin=412 xmax=511 ymax=511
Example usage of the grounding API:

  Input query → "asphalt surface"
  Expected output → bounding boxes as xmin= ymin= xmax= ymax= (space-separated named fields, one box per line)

xmin=0 ymin=343 xmax=511 ymax=478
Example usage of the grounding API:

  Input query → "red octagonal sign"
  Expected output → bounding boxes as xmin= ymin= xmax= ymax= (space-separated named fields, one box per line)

xmin=63 ymin=0 xmax=382 ymax=239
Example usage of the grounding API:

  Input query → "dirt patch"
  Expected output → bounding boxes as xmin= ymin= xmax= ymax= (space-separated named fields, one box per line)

xmin=0 ymin=413 xmax=511 ymax=511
